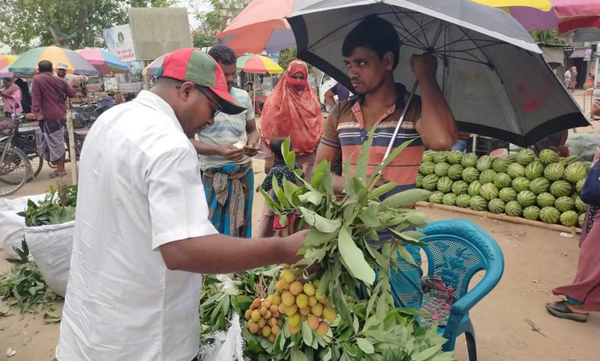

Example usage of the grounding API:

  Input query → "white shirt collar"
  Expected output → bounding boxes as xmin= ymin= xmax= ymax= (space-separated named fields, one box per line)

xmin=133 ymin=90 xmax=185 ymax=134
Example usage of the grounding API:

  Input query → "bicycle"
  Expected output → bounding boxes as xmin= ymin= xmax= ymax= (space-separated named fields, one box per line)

xmin=0 ymin=118 xmax=44 ymax=180
xmin=0 ymin=114 xmax=32 ymax=197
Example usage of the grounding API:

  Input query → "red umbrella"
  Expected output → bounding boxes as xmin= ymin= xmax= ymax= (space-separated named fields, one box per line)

xmin=216 ymin=0 xmax=296 ymax=55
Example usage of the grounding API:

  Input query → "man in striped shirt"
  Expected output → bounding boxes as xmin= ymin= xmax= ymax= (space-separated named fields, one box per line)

xmin=315 ymin=16 xmax=458 ymax=308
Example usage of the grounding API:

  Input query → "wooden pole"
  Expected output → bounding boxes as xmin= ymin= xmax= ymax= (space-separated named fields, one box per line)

xmin=416 ymin=201 xmax=581 ymax=235
xmin=66 ymin=110 xmax=78 ymax=185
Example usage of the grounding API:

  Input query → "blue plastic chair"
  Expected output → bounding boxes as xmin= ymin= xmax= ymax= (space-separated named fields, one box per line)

xmin=420 ymin=219 xmax=505 ymax=361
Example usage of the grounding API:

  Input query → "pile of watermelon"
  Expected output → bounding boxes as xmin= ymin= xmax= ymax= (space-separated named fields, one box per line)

xmin=416 ymin=149 xmax=591 ymax=227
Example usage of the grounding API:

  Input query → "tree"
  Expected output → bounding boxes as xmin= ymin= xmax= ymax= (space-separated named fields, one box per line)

xmin=278 ymin=48 xmax=297 ymax=70
xmin=0 ymin=0 xmax=173 ymax=52
xmin=187 ymin=0 xmax=252 ymax=47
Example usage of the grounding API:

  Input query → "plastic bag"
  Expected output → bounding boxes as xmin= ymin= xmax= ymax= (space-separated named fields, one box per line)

xmin=198 ymin=313 xmax=245 ymax=361
xmin=25 ymin=221 xmax=75 ymax=297
xmin=0 ymin=193 xmax=47 ymax=258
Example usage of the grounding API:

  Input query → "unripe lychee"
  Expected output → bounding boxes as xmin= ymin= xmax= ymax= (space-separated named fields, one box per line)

xmin=323 ymin=307 xmax=337 ymax=322
xmin=271 ymin=325 xmax=280 ymax=335
xmin=289 ymin=281 xmax=303 ymax=296
xmin=258 ymin=318 xmax=266 ymax=328
xmin=268 ymin=334 xmax=276 ymax=343
xmin=281 ymin=269 xmax=296 ymax=283
xmin=248 ymin=321 xmax=259 ymax=334
xmin=303 ymin=283 xmax=316 ymax=296
xmin=308 ymin=296 xmax=318 ymax=307
xmin=296 ymin=294 xmax=309 ymax=308
xmin=251 ymin=310 xmax=261 ymax=322
xmin=271 ymin=294 xmax=281 ymax=306
xmin=289 ymin=314 xmax=300 ymax=328
xmin=262 ymin=326 xmax=272 ymax=338
xmin=282 ymin=291 xmax=295 ymax=306
xmin=269 ymin=305 xmax=278 ymax=314
xmin=299 ymin=306 xmax=310 ymax=316
xmin=244 ymin=309 xmax=252 ymax=320
xmin=311 ymin=303 xmax=323 ymax=317
xmin=285 ymin=304 xmax=298 ymax=317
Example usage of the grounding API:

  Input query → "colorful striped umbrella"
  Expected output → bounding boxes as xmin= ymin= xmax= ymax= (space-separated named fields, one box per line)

xmin=0 ymin=54 xmax=18 ymax=71
xmin=237 ymin=54 xmax=283 ymax=74
xmin=472 ymin=0 xmax=600 ymax=32
xmin=76 ymin=48 xmax=128 ymax=75
xmin=9 ymin=46 xmax=98 ymax=76
xmin=142 ymin=54 xmax=167 ymax=76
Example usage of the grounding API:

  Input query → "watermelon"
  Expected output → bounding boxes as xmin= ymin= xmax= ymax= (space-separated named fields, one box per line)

xmin=540 ymin=207 xmax=560 ymax=224
xmin=468 ymin=180 xmax=482 ymax=197
xmin=448 ymin=164 xmax=464 ymax=180
xmin=576 ymin=179 xmax=585 ymax=194
xmin=462 ymin=167 xmax=480 ymax=183
xmin=564 ymin=163 xmax=588 ymax=183
xmin=537 ymin=192 xmax=556 ymax=208
xmin=429 ymin=191 xmax=445 ymax=204
xmin=452 ymin=180 xmax=469 ymax=195
xmin=434 ymin=162 xmax=450 ymax=177
xmin=437 ymin=177 xmax=453 ymax=193
xmin=470 ymin=196 xmax=488 ymax=211
xmin=517 ymin=190 xmax=537 ymax=207
xmin=415 ymin=173 xmax=423 ymax=188
xmin=492 ymin=157 xmax=511 ymax=173
xmin=494 ymin=173 xmax=512 ymax=189
xmin=456 ymin=194 xmax=471 ymax=208
xmin=539 ymin=149 xmax=560 ymax=165
xmin=560 ymin=210 xmax=579 ymax=227
xmin=555 ymin=196 xmax=575 ymax=212
xmin=550 ymin=180 xmax=572 ymax=198
xmin=575 ymin=196 xmax=587 ymax=214
xmin=543 ymin=163 xmax=564 ymax=181
xmin=442 ymin=193 xmax=458 ymax=206
xmin=447 ymin=150 xmax=464 ymax=165
xmin=476 ymin=156 xmax=493 ymax=171
xmin=529 ymin=177 xmax=550 ymax=195
xmin=433 ymin=151 xmax=448 ymax=164
xmin=525 ymin=161 xmax=544 ymax=180
xmin=505 ymin=201 xmax=523 ymax=217
xmin=422 ymin=151 xmax=434 ymax=163
xmin=488 ymin=198 xmax=505 ymax=214
xmin=565 ymin=155 xmax=581 ymax=164
xmin=507 ymin=163 xmax=525 ymax=178
xmin=480 ymin=183 xmax=499 ymax=201
xmin=422 ymin=174 xmax=440 ymax=191
xmin=420 ymin=161 xmax=435 ymax=175
xmin=461 ymin=153 xmax=479 ymax=168
xmin=579 ymin=213 xmax=586 ymax=227
xmin=499 ymin=187 xmax=517 ymax=202
xmin=512 ymin=177 xmax=530 ymax=192
xmin=480 ymin=169 xmax=497 ymax=184
xmin=516 ymin=149 xmax=536 ymax=166
xmin=523 ymin=206 xmax=541 ymax=220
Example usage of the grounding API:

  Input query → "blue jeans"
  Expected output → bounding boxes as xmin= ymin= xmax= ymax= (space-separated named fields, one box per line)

xmin=451 ymin=139 xmax=468 ymax=152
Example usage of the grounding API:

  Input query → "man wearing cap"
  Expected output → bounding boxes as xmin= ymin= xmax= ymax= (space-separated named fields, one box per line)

xmin=191 ymin=45 xmax=259 ymax=238
xmin=56 ymin=48 xmax=307 ymax=361
xmin=56 ymin=63 xmax=68 ymax=79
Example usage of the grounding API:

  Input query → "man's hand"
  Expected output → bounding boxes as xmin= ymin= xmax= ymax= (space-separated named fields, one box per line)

xmin=279 ymin=229 xmax=309 ymax=265
xmin=410 ymin=53 xmax=437 ymax=82
xmin=244 ymin=144 xmax=259 ymax=157
xmin=25 ymin=113 xmax=37 ymax=121
xmin=218 ymin=145 xmax=244 ymax=160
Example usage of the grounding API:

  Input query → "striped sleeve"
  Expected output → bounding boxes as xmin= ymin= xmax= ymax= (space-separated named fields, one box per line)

xmin=320 ymin=105 xmax=341 ymax=149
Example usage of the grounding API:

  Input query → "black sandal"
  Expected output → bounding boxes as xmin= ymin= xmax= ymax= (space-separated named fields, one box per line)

xmin=545 ymin=301 xmax=589 ymax=322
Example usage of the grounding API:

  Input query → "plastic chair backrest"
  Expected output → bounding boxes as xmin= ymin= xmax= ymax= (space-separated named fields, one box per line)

xmin=420 ymin=219 xmax=504 ymax=301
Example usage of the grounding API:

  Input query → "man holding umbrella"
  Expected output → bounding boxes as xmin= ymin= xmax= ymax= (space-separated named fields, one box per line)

xmin=315 ymin=17 xmax=458 ymax=308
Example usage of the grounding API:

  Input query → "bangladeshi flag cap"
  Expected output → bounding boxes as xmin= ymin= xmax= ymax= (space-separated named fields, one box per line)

xmin=157 ymin=48 xmax=245 ymax=115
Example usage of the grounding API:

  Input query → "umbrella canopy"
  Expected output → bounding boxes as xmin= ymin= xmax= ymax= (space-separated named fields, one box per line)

xmin=473 ymin=0 xmax=600 ymax=32
xmin=9 ymin=46 xmax=99 ymax=76
xmin=76 ymin=48 xmax=128 ymax=75
xmin=237 ymin=54 xmax=283 ymax=74
xmin=217 ymin=0 xmax=296 ymax=55
xmin=288 ymin=0 xmax=588 ymax=147
xmin=0 ymin=54 xmax=18 ymax=71
xmin=142 ymin=54 xmax=166 ymax=76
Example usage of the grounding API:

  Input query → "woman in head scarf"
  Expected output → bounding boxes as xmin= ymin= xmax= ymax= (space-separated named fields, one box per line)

xmin=260 ymin=60 xmax=324 ymax=172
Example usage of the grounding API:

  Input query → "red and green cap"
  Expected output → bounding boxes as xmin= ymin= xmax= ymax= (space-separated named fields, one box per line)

xmin=157 ymin=48 xmax=245 ymax=115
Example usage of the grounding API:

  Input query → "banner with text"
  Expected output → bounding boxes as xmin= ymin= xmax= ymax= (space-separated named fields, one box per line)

xmin=103 ymin=24 xmax=137 ymax=63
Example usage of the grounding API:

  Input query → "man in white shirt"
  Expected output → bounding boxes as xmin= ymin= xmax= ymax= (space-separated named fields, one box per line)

xmin=56 ymin=48 xmax=306 ymax=361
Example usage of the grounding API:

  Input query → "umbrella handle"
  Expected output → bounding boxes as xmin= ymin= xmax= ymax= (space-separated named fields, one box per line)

xmin=382 ymin=80 xmax=419 ymax=163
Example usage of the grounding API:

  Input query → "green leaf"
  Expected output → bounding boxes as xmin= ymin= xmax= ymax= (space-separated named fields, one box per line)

xmin=381 ymin=188 xmax=432 ymax=208
xmin=298 ymin=190 xmax=323 ymax=206
xmin=369 ymin=182 xmax=398 ymax=199
xmin=282 ymin=137 xmax=296 ymax=172
xmin=338 ymin=227 xmax=375 ymax=285
xmin=356 ymin=338 xmax=375 ymax=354
xmin=387 ymin=228 xmax=428 ymax=247
xmin=272 ymin=176 xmax=291 ymax=209
xmin=396 ymin=245 xmax=417 ymax=266
xmin=302 ymin=320 xmax=313 ymax=346
xmin=333 ymin=286 xmax=353 ymax=327
xmin=311 ymin=160 xmax=328 ymax=188
xmin=259 ymin=187 xmax=282 ymax=214
xmin=322 ymin=349 xmax=332 ymax=361
xmin=323 ymin=163 xmax=334 ymax=194
xmin=358 ymin=212 xmax=380 ymax=228
xmin=291 ymin=348 xmax=309 ymax=361
xmin=317 ymin=270 xmax=330 ymax=295
xmin=279 ymin=214 xmax=288 ymax=227
xmin=355 ymin=126 xmax=376 ymax=180
xmin=300 ymin=207 xmax=342 ymax=233
xmin=282 ymin=179 xmax=300 ymax=206
xmin=412 ymin=344 xmax=443 ymax=361
xmin=376 ymin=293 xmax=388 ymax=321
xmin=304 ymin=228 xmax=338 ymax=248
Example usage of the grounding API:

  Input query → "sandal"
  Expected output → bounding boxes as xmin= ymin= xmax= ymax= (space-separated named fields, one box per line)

xmin=545 ymin=301 xmax=589 ymax=323
xmin=49 ymin=170 xmax=67 ymax=178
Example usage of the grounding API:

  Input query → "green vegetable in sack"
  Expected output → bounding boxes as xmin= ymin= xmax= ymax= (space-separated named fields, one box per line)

xmin=537 ymin=192 xmax=556 ymax=208
xmin=540 ymin=207 xmax=560 ymax=224
xmin=488 ymin=198 xmax=505 ymax=214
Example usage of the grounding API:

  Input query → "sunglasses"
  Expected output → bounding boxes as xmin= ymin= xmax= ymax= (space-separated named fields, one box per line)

xmin=176 ymin=84 xmax=222 ymax=118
